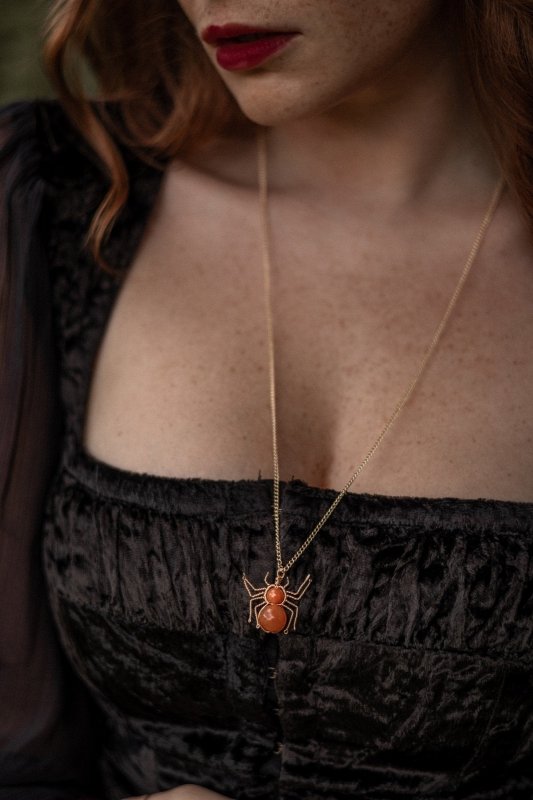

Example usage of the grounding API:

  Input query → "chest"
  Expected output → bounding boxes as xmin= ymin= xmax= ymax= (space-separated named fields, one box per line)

xmin=82 ymin=172 xmax=533 ymax=500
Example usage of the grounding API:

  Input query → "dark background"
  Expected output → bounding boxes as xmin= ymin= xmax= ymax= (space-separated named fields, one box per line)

xmin=1 ymin=0 xmax=52 ymax=104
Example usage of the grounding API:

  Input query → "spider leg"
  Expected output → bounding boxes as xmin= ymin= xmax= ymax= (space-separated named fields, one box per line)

xmin=248 ymin=595 xmax=264 ymax=623
xmin=283 ymin=602 xmax=296 ymax=634
xmin=243 ymin=575 xmax=265 ymax=596
xmin=254 ymin=601 xmax=267 ymax=628
xmin=286 ymin=574 xmax=312 ymax=600
xmin=284 ymin=599 xmax=300 ymax=633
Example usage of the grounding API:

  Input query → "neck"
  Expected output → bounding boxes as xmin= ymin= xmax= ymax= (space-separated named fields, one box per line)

xmin=268 ymin=21 xmax=498 ymax=207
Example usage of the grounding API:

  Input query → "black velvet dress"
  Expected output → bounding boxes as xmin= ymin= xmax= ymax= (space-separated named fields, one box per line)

xmin=1 ymin=101 xmax=532 ymax=800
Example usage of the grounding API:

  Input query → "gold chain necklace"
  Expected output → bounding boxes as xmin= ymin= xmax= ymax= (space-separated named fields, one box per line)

xmin=243 ymin=127 xmax=504 ymax=635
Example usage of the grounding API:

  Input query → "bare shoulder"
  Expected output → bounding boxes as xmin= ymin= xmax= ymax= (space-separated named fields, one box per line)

xmin=146 ymin=131 xmax=261 ymax=248
xmin=172 ymin=131 xmax=259 ymax=190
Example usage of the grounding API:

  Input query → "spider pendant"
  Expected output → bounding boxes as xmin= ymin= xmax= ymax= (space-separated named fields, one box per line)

xmin=242 ymin=572 xmax=312 ymax=634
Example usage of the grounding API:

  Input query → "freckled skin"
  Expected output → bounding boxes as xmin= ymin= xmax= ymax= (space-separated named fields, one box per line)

xmin=84 ymin=0 xmax=533 ymax=503
xmin=178 ymin=0 xmax=446 ymax=124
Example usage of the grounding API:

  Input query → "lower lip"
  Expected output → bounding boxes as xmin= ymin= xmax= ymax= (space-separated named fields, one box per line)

xmin=215 ymin=34 xmax=297 ymax=71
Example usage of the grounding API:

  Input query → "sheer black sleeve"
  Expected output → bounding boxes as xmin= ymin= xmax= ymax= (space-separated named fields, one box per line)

xmin=0 ymin=102 xmax=102 ymax=799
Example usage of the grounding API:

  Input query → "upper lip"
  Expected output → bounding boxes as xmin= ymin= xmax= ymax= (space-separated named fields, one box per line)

xmin=201 ymin=23 xmax=297 ymax=45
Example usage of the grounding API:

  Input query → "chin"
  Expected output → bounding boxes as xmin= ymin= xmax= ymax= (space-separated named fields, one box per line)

xmin=236 ymin=99 xmax=306 ymax=127
xmin=226 ymin=76 xmax=342 ymax=127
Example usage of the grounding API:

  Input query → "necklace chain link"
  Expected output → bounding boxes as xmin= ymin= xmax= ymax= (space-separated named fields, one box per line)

xmin=257 ymin=126 xmax=504 ymax=583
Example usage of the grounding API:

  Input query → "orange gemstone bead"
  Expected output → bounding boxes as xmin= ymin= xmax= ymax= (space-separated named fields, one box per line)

xmin=266 ymin=585 xmax=285 ymax=604
xmin=258 ymin=603 xmax=287 ymax=633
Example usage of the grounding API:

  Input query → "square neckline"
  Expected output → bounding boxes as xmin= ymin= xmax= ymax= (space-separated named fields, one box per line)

xmin=61 ymin=428 xmax=533 ymax=530
xmin=60 ymin=155 xmax=533 ymax=520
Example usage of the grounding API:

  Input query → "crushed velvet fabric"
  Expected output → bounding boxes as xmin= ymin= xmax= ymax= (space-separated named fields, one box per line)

xmin=2 ymin=101 xmax=533 ymax=800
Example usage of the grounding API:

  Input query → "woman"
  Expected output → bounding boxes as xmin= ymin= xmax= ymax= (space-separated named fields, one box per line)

xmin=1 ymin=1 xmax=532 ymax=798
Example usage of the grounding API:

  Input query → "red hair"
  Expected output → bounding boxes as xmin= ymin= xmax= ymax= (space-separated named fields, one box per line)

xmin=43 ymin=0 xmax=533 ymax=263
xmin=459 ymin=1 xmax=533 ymax=223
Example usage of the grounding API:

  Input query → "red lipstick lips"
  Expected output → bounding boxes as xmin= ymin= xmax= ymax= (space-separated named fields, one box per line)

xmin=201 ymin=24 xmax=298 ymax=71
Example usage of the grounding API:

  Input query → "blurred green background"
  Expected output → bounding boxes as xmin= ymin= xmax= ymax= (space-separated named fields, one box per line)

xmin=1 ymin=0 xmax=52 ymax=104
